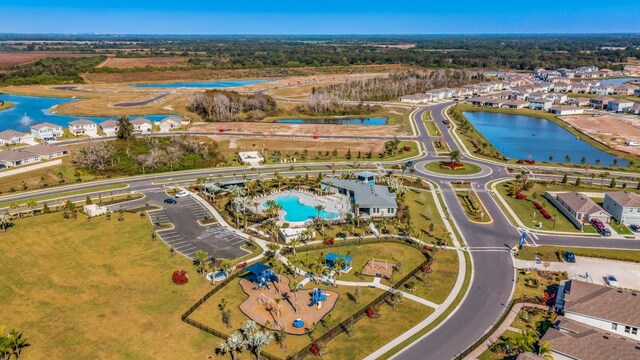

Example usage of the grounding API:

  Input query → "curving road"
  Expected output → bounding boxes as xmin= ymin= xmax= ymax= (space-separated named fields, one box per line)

xmin=4 ymin=100 xmax=640 ymax=359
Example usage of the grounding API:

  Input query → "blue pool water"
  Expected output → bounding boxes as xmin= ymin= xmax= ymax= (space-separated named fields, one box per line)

xmin=275 ymin=117 xmax=388 ymax=125
xmin=266 ymin=195 xmax=339 ymax=222
xmin=464 ymin=111 xmax=628 ymax=167
xmin=131 ymin=79 xmax=273 ymax=88
xmin=0 ymin=93 xmax=178 ymax=132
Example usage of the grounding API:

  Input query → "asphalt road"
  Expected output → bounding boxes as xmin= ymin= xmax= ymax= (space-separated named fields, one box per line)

xmin=5 ymin=100 xmax=640 ymax=359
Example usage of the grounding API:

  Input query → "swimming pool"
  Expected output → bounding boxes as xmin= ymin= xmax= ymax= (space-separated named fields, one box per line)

xmin=266 ymin=195 xmax=339 ymax=222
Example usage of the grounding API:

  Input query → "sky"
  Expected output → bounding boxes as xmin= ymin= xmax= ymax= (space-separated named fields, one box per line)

xmin=1 ymin=0 xmax=639 ymax=35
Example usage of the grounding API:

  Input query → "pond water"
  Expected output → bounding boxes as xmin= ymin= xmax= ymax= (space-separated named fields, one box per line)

xmin=597 ymin=77 xmax=640 ymax=86
xmin=0 ymin=93 xmax=177 ymax=132
xmin=266 ymin=195 xmax=339 ymax=222
xmin=463 ymin=111 xmax=629 ymax=167
xmin=275 ymin=117 xmax=388 ymax=125
xmin=131 ymin=79 xmax=273 ymax=88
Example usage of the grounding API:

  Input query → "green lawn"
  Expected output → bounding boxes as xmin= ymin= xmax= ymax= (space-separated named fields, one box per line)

xmin=421 ymin=111 xmax=432 ymax=121
xmin=424 ymin=161 xmax=482 ymax=175
xmin=494 ymin=181 xmax=597 ymax=233
xmin=425 ymin=121 xmax=441 ymax=137
xmin=400 ymin=188 xmax=449 ymax=245
xmin=518 ymin=245 xmax=640 ymax=263
xmin=404 ymin=249 xmax=459 ymax=304
xmin=0 ymin=212 xmax=216 ymax=360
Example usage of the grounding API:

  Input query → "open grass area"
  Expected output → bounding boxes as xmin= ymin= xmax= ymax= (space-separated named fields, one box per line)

xmin=514 ymin=269 xmax=567 ymax=301
xmin=421 ymin=111 xmax=432 ymax=121
xmin=424 ymin=161 xmax=482 ymax=175
xmin=433 ymin=139 xmax=450 ymax=155
xmin=425 ymin=121 xmax=441 ymax=137
xmin=0 ymin=212 xmax=217 ymax=359
xmin=289 ymin=242 xmax=427 ymax=285
xmin=518 ymin=245 xmax=640 ymax=263
xmin=403 ymin=249 xmax=459 ymax=304
xmin=494 ymin=180 xmax=598 ymax=233
xmin=400 ymin=188 xmax=449 ymax=245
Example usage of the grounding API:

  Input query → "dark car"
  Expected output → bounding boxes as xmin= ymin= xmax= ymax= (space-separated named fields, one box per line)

xmin=405 ymin=160 xmax=414 ymax=168
xmin=563 ymin=251 xmax=576 ymax=263
xmin=630 ymin=224 xmax=640 ymax=232
xmin=164 ymin=198 xmax=177 ymax=204
xmin=600 ymin=228 xmax=611 ymax=237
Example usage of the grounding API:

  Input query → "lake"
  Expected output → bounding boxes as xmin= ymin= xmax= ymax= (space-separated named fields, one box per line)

xmin=598 ymin=77 xmax=640 ymax=86
xmin=463 ymin=111 xmax=628 ymax=166
xmin=131 ymin=79 xmax=273 ymax=88
xmin=0 ymin=93 xmax=177 ymax=132
xmin=275 ymin=117 xmax=388 ymax=125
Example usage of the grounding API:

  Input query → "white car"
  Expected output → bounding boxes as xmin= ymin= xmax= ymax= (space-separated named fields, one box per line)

xmin=606 ymin=275 xmax=619 ymax=287
xmin=175 ymin=190 xmax=190 ymax=198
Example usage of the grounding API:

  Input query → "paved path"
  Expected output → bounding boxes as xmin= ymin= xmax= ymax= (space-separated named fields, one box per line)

xmin=465 ymin=302 xmax=548 ymax=360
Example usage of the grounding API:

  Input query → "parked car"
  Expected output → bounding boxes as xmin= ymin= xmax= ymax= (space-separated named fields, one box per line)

xmin=405 ymin=160 xmax=414 ymax=168
xmin=630 ymin=224 xmax=640 ymax=232
xmin=599 ymin=228 xmax=611 ymax=237
xmin=563 ymin=251 xmax=576 ymax=263
xmin=590 ymin=219 xmax=605 ymax=230
xmin=164 ymin=198 xmax=177 ymax=204
xmin=175 ymin=190 xmax=189 ymax=198
xmin=606 ymin=275 xmax=619 ymax=287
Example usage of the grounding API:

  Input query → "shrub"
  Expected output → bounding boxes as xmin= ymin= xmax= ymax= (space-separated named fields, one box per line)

xmin=172 ymin=270 xmax=189 ymax=285
xmin=402 ymin=146 xmax=411 ymax=152
xmin=323 ymin=237 xmax=335 ymax=245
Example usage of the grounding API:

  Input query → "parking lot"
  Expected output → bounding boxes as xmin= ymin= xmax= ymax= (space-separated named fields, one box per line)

xmin=144 ymin=189 xmax=250 ymax=260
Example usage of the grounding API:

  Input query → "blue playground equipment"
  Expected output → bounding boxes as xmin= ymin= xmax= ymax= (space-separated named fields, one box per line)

xmin=324 ymin=253 xmax=353 ymax=271
xmin=309 ymin=288 xmax=328 ymax=307
xmin=244 ymin=262 xmax=279 ymax=290
xmin=292 ymin=319 xmax=305 ymax=328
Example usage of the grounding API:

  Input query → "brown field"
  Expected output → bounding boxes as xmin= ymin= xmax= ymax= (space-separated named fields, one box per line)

xmin=190 ymin=120 xmax=406 ymax=137
xmin=0 ymin=52 xmax=99 ymax=68
xmin=96 ymin=57 xmax=190 ymax=69
xmin=562 ymin=113 xmax=640 ymax=155
xmin=224 ymin=137 xmax=387 ymax=154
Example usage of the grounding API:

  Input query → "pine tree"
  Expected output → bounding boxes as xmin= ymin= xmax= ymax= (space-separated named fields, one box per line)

xmin=575 ymin=177 xmax=581 ymax=187
xmin=610 ymin=178 xmax=617 ymax=188
xmin=561 ymin=174 xmax=568 ymax=184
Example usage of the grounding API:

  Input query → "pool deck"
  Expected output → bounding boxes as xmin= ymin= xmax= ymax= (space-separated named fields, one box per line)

xmin=251 ymin=189 xmax=351 ymax=226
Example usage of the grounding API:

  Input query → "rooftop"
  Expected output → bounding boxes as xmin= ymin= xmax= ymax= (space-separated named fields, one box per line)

xmin=557 ymin=192 xmax=607 ymax=215
xmin=563 ymin=280 xmax=640 ymax=328
xmin=0 ymin=129 xmax=27 ymax=140
xmin=31 ymin=122 xmax=61 ymax=130
xmin=0 ymin=149 xmax=38 ymax=162
xmin=606 ymin=191 xmax=640 ymax=208
xmin=100 ymin=120 xmax=118 ymax=128
xmin=322 ymin=178 xmax=397 ymax=209
xmin=69 ymin=119 xmax=96 ymax=126
xmin=22 ymin=143 xmax=65 ymax=156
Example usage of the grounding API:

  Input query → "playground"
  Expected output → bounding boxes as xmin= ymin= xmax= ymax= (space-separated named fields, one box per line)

xmin=362 ymin=259 xmax=396 ymax=279
xmin=238 ymin=263 xmax=338 ymax=335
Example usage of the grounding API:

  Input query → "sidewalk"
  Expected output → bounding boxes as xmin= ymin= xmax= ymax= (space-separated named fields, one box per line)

xmin=464 ymin=302 xmax=547 ymax=359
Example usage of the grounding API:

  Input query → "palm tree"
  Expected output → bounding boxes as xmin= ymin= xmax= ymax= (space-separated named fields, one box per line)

xmin=291 ymin=281 xmax=300 ymax=313
xmin=218 ymin=331 xmax=246 ymax=360
xmin=314 ymin=204 xmax=325 ymax=233
xmin=599 ymin=172 xmax=609 ymax=187
xmin=538 ymin=340 xmax=553 ymax=360
xmin=449 ymin=150 xmax=461 ymax=165
xmin=194 ymin=250 xmax=209 ymax=275
xmin=0 ymin=214 xmax=12 ymax=232
xmin=247 ymin=330 xmax=273 ymax=360
xmin=25 ymin=200 xmax=38 ymax=216
xmin=267 ymin=242 xmax=280 ymax=258
xmin=508 ymin=329 xmax=538 ymax=354
xmin=7 ymin=329 xmax=29 ymax=359
xmin=220 ymin=259 xmax=234 ymax=280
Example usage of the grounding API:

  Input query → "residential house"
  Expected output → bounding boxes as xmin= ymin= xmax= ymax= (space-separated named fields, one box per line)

xmin=100 ymin=120 xmax=119 ymax=136
xmin=551 ymin=81 xmax=572 ymax=93
xmin=603 ymin=191 xmax=640 ymax=224
xmin=159 ymin=117 xmax=181 ymax=132
xmin=501 ymin=100 xmax=529 ymax=109
xmin=22 ymin=143 xmax=68 ymax=160
xmin=0 ymin=130 xmax=34 ymax=146
xmin=30 ymin=122 xmax=63 ymax=140
xmin=467 ymin=96 xmax=492 ymax=106
xmin=590 ymin=84 xmax=613 ymax=95
xmin=589 ymin=97 xmax=614 ymax=109
xmin=68 ymin=119 xmax=98 ymax=136
xmin=570 ymin=83 xmax=591 ymax=94
xmin=555 ymin=191 xmax=611 ymax=224
xmin=607 ymin=100 xmax=635 ymax=112
xmin=131 ymin=118 xmax=153 ymax=133
xmin=541 ymin=315 xmax=640 ymax=360
xmin=529 ymin=99 xmax=553 ymax=111
xmin=399 ymin=94 xmax=429 ymax=104
xmin=557 ymin=280 xmax=640 ymax=341
xmin=635 ymin=88 xmax=640 ymax=97
xmin=612 ymin=85 xmax=638 ymax=95
xmin=565 ymin=97 xmax=590 ymax=107
xmin=626 ymin=105 xmax=640 ymax=115
xmin=0 ymin=149 xmax=40 ymax=168
xmin=545 ymin=93 xmax=567 ymax=104
xmin=525 ymin=92 xmax=548 ymax=101
xmin=548 ymin=106 xmax=584 ymax=116
xmin=321 ymin=171 xmax=398 ymax=217
xmin=483 ymin=98 xmax=505 ymax=108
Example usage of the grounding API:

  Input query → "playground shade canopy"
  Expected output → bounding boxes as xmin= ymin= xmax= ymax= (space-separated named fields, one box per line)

xmin=325 ymin=253 xmax=352 ymax=264
xmin=244 ymin=262 xmax=273 ymax=276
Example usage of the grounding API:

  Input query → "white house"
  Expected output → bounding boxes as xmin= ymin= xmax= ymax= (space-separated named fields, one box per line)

xmin=635 ymin=88 xmax=640 ymax=97
xmin=321 ymin=171 xmax=398 ymax=217
xmin=399 ymin=94 xmax=431 ymax=104
xmin=607 ymin=100 xmax=635 ymax=113
xmin=22 ymin=143 xmax=68 ymax=160
xmin=626 ymin=105 xmax=640 ymax=115
xmin=131 ymin=118 xmax=153 ymax=133
xmin=555 ymin=192 xmax=611 ymax=224
xmin=68 ymin=119 xmax=98 ymax=136
xmin=529 ymin=99 xmax=553 ymax=111
xmin=0 ymin=149 xmax=40 ymax=168
xmin=602 ymin=191 xmax=640 ymax=225
xmin=570 ymin=83 xmax=591 ymax=94
xmin=549 ymin=106 xmax=584 ymax=116
xmin=589 ymin=97 xmax=613 ymax=109
xmin=612 ymin=85 xmax=637 ymax=95
xmin=100 ymin=120 xmax=119 ymax=136
xmin=278 ymin=227 xmax=316 ymax=243
xmin=565 ymin=97 xmax=590 ymax=107
xmin=557 ymin=280 xmax=640 ymax=341
xmin=30 ymin=122 xmax=63 ymax=140
xmin=0 ymin=130 xmax=34 ymax=146
xmin=590 ymin=85 xmax=613 ymax=95
xmin=545 ymin=93 xmax=567 ymax=104
xmin=158 ymin=117 xmax=181 ymax=132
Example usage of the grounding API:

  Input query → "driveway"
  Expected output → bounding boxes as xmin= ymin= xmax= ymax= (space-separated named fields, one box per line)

xmin=514 ymin=256 xmax=640 ymax=290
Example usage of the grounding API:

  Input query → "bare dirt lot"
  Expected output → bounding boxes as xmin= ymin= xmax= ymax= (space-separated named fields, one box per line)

xmin=190 ymin=120 xmax=405 ymax=137
xmin=0 ymin=52 xmax=98 ymax=68
xmin=562 ymin=113 xmax=640 ymax=155
xmin=96 ymin=57 xmax=190 ymax=69
xmin=224 ymin=137 xmax=387 ymax=154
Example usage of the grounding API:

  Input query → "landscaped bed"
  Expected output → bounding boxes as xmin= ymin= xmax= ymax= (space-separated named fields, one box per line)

xmin=452 ymin=182 xmax=490 ymax=223
xmin=424 ymin=160 xmax=482 ymax=175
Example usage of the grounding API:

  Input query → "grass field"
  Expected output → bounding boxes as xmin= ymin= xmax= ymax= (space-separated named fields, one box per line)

xmin=405 ymin=249 xmax=459 ymax=304
xmin=400 ymin=188 xmax=449 ymax=245
xmin=424 ymin=161 xmax=482 ymax=175
xmin=0 ymin=52 xmax=99 ymax=68
xmin=0 ymin=212 xmax=217 ymax=359
xmin=97 ymin=57 xmax=190 ymax=69
xmin=0 ymin=183 xmax=127 ymax=209
xmin=518 ymin=245 xmax=640 ymax=263
xmin=425 ymin=121 xmax=441 ymax=137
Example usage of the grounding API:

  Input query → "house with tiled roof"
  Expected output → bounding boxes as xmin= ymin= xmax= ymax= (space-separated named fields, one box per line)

xmin=603 ymin=191 xmax=640 ymax=224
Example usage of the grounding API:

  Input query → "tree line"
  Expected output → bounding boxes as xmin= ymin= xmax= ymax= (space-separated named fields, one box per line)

xmin=191 ymin=90 xmax=277 ymax=122
xmin=0 ymin=56 xmax=106 ymax=85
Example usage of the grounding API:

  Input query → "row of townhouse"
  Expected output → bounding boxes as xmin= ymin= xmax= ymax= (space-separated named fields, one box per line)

xmin=4 ymin=117 xmax=183 ymax=143
xmin=546 ymin=190 xmax=640 ymax=228
xmin=0 ymin=143 xmax=68 ymax=168
xmin=399 ymin=82 xmax=507 ymax=103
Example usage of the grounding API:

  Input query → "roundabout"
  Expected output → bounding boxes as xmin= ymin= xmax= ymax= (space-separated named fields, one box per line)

xmin=417 ymin=159 xmax=493 ymax=179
